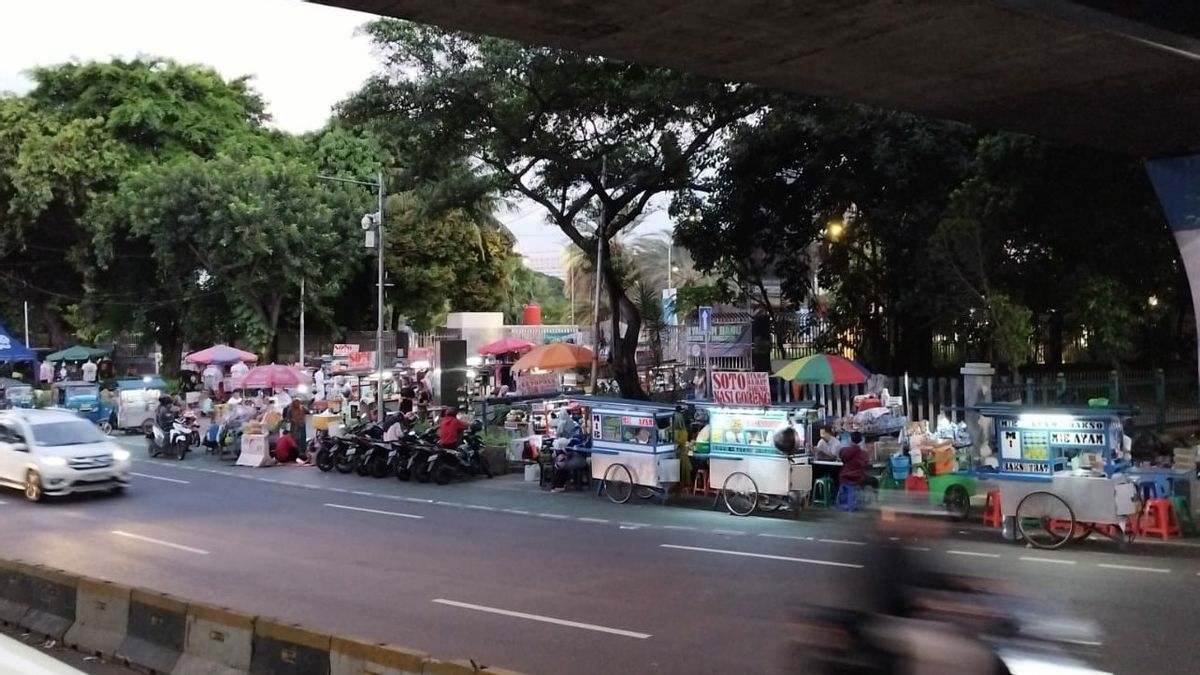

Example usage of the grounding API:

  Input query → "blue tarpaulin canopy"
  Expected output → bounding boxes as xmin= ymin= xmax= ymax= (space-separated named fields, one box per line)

xmin=0 ymin=323 xmax=35 ymax=363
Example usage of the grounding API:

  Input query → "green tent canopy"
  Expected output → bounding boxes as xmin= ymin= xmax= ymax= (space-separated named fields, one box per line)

xmin=45 ymin=345 xmax=110 ymax=362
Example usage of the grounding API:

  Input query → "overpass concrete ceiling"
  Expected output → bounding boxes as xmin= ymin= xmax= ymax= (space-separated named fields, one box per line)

xmin=315 ymin=1 xmax=1200 ymax=156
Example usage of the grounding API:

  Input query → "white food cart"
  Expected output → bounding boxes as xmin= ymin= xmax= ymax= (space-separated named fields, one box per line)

xmin=578 ymin=397 xmax=680 ymax=505
xmin=697 ymin=403 xmax=820 ymax=517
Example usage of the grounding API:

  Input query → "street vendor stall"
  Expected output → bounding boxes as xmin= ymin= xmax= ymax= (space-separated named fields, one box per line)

xmin=695 ymin=402 xmax=820 ymax=516
xmin=0 ymin=378 xmax=34 ymax=408
xmin=576 ymin=397 xmax=680 ymax=504
xmin=107 ymin=376 xmax=167 ymax=434
xmin=975 ymin=404 xmax=1140 ymax=550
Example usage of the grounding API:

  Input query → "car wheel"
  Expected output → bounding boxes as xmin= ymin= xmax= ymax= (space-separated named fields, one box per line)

xmin=25 ymin=470 xmax=43 ymax=503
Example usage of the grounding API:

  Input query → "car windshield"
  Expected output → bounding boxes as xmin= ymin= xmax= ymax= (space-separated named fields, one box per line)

xmin=31 ymin=421 xmax=107 ymax=447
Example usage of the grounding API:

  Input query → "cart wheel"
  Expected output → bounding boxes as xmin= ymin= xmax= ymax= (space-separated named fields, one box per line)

xmin=722 ymin=471 xmax=759 ymax=517
xmin=636 ymin=486 xmax=657 ymax=500
xmin=943 ymin=484 xmax=970 ymax=521
xmin=602 ymin=463 xmax=634 ymax=504
xmin=1016 ymin=491 xmax=1076 ymax=550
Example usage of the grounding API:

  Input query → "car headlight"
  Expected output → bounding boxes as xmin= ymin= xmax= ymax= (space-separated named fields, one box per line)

xmin=42 ymin=456 xmax=68 ymax=467
xmin=113 ymin=449 xmax=131 ymax=462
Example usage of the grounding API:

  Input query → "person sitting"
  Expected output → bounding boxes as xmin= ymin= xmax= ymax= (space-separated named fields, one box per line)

xmin=274 ymin=431 xmax=300 ymax=463
xmin=838 ymin=431 xmax=876 ymax=489
xmin=815 ymin=426 xmax=841 ymax=460
xmin=437 ymin=406 xmax=468 ymax=448
xmin=552 ymin=411 xmax=591 ymax=492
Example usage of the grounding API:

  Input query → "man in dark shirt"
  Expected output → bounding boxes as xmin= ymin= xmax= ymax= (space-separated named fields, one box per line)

xmin=838 ymin=431 xmax=870 ymax=487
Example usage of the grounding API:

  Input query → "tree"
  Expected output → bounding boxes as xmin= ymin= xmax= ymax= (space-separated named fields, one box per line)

xmin=341 ymin=20 xmax=767 ymax=398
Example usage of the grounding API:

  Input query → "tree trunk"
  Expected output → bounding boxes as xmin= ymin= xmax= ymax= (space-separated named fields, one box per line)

xmin=41 ymin=306 xmax=69 ymax=347
xmin=157 ymin=324 xmax=182 ymax=379
xmin=604 ymin=264 xmax=646 ymax=399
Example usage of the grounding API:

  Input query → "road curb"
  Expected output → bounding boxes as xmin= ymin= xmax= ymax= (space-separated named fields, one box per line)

xmin=0 ymin=556 xmax=526 ymax=675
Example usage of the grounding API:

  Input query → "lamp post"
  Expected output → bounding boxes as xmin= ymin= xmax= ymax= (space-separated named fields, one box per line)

xmin=317 ymin=171 xmax=386 ymax=423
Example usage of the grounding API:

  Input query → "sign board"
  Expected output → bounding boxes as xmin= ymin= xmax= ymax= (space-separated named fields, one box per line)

xmin=517 ymin=372 xmax=560 ymax=396
xmin=991 ymin=411 xmax=1120 ymax=475
xmin=708 ymin=407 xmax=794 ymax=457
xmin=620 ymin=416 xmax=655 ymax=427
xmin=710 ymin=371 xmax=772 ymax=406
xmin=346 ymin=351 xmax=376 ymax=372
xmin=332 ymin=343 xmax=360 ymax=356
xmin=698 ymin=305 xmax=713 ymax=331
xmin=408 ymin=347 xmax=432 ymax=366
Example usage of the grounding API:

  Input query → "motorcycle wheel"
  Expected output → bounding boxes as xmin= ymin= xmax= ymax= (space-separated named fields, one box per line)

xmin=175 ymin=441 xmax=188 ymax=460
xmin=334 ymin=454 xmax=354 ymax=474
xmin=369 ymin=456 xmax=389 ymax=479
xmin=148 ymin=441 xmax=160 ymax=458
xmin=316 ymin=449 xmax=335 ymax=472
xmin=433 ymin=461 xmax=453 ymax=486
xmin=354 ymin=455 xmax=371 ymax=477
xmin=414 ymin=460 xmax=432 ymax=483
xmin=395 ymin=462 xmax=412 ymax=481
xmin=475 ymin=455 xmax=494 ymax=479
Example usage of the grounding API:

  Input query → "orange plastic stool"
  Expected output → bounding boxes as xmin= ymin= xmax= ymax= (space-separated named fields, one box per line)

xmin=982 ymin=490 xmax=1003 ymax=528
xmin=1140 ymin=498 xmax=1182 ymax=540
xmin=692 ymin=469 xmax=712 ymax=497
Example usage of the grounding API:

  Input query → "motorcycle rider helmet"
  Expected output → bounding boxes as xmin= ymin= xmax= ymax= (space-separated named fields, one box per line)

xmin=470 ymin=419 xmax=484 ymax=433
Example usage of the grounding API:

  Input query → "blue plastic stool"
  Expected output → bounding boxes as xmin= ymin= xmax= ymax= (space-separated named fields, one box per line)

xmin=812 ymin=477 xmax=834 ymax=507
xmin=1139 ymin=476 xmax=1173 ymax=501
xmin=836 ymin=485 xmax=859 ymax=512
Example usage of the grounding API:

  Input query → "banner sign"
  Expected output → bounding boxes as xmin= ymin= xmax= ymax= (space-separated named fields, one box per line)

xmin=332 ymin=343 xmax=360 ymax=356
xmin=711 ymin=371 xmax=771 ymax=406
xmin=517 ymin=372 xmax=560 ymax=396
xmin=346 ymin=351 xmax=376 ymax=372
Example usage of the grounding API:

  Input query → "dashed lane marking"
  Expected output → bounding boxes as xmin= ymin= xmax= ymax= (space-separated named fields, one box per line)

xmin=131 ymin=472 xmax=190 ymax=484
xmin=946 ymin=550 xmax=1001 ymax=558
xmin=324 ymin=503 xmax=424 ymax=520
xmin=1096 ymin=563 xmax=1170 ymax=574
xmin=1020 ymin=556 xmax=1076 ymax=566
xmin=112 ymin=530 xmax=209 ymax=555
xmin=661 ymin=544 xmax=862 ymax=569
xmin=432 ymin=599 xmax=651 ymax=639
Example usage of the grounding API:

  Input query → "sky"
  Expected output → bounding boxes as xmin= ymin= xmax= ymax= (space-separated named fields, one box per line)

xmin=0 ymin=0 xmax=669 ymax=262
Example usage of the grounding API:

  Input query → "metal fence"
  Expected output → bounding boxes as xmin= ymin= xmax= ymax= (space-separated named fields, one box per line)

xmin=774 ymin=374 xmax=963 ymax=424
xmin=992 ymin=368 xmax=1200 ymax=430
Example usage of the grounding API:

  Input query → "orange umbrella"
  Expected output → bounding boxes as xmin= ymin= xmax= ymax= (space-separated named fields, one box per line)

xmin=511 ymin=343 xmax=594 ymax=372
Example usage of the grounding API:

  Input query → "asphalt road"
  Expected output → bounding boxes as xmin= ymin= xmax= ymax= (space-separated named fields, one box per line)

xmin=0 ymin=439 xmax=1197 ymax=675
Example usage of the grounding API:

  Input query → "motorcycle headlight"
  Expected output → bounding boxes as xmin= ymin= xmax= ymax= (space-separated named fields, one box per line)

xmin=113 ymin=449 xmax=131 ymax=462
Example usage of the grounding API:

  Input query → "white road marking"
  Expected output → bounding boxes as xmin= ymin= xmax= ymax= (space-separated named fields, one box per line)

xmin=435 ymin=501 xmax=464 ymax=507
xmin=712 ymin=529 xmax=744 ymax=536
xmin=1020 ymin=556 xmax=1076 ymax=566
xmin=465 ymin=504 xmax=496 ymax=511
xmin=818 ymin=538 xmax=867 ymax=546
xmin=0 ymin=500 xmax=6 ymax=505
xmin=351 ymin=490 xmax=373 ymax=496
xmin=502 ymin=509 xmax=531 ymax=515
xmin=661 ymin=524 xmax=695 ymax=531
xmin=432 ymin=599 xmax=651 ymax=639
xmin=904 ymin=546 xmax=931 ymax=552
xmin=660 ymin=544 xmax=862 ymax=569
xmin=946 ymin=550 xmax=1001 ymax=558
xmin=111 ymin=530 xmax=209 ymax=555
xmin=404 ymin=497 xmax=435 ymax=504
xmin=758 ymin=533 xmax=810 ymax=541
xmin=323 ymin=503 xmax=424 ymax=520
xmin=538 ymin=513 xmax=570 ymax=520
xmin=1097 ymin=563 xmax=1171 ymax=574
xmin=578 ymin=517 xmax=611 ymax=524
xmin=131 ymin=472 xmax=190 ymax=484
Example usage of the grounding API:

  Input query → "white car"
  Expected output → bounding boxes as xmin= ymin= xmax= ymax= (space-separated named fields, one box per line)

xmin=0 ymin=409 xmax=132 ymax=502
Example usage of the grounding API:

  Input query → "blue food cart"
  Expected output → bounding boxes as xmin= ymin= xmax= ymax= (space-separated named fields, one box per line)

xmin=51 ymin=380 xmax=110 ymax=427
xmin=975 ymin=404 xmax=1140 ymax=550
xmin=575 ymin=397 xmax=679 ymax=505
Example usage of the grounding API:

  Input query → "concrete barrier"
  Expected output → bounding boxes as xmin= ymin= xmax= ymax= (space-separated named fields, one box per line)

xmin=330 ymin=635 xmax=427 ymax=675
xmin=174 ymin=602 xmax=255 ymax=675
xmin=422 ymin=659 xmax=524 ymax=675
xmin=0 ymin=558 xmax=35 ymax=626
xmin=250 ymin=618 xmax=330 ymax=675
xmin=117 ymin=589 xmax=188 ymax=674
xmin=64 ymin=577 xmax=131 ymax=659
xmin=19 ymin=565 xmax=78 ymax=640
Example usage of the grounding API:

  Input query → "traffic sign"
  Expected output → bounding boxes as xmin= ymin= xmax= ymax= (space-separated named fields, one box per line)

xmin=698 ymin=306 xmax=713 ymax=331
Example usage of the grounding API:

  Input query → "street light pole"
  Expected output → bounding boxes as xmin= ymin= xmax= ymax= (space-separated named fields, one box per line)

xmin=316 ymin=171 xmax=386 ymax=423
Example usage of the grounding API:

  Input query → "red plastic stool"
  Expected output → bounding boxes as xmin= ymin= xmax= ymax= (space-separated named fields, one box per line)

xmin=904 ymin=475 xmax=928 ymax=493
xmin=691 ymin=469 xmax=712 ymax=497
xmin=1140 ymin=498 xmax=1182 ymax=540
xmin=982 ymin=490 xmax=1002 ymax=528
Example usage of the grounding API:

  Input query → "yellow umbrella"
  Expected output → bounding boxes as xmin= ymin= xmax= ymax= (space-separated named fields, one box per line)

xmin=511 ymin=343 xmax=594 ymax=372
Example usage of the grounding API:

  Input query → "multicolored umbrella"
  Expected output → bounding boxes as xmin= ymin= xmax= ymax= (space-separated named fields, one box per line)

xmin=185 ymin=344 xmax=259 ymax=366
xmin=511 ymin=343 xmax=594 ymax=372
xmin=239 ymin=364 xmax=311 ymax=389
xmin=773 ymin=354 xmax=870 ymax=385
xmin=478 ymin=336 xmax=536 ymax=356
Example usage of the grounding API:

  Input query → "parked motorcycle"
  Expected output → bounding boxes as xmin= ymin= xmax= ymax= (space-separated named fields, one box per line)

xmin=147 ymin=417 xmax=193 ymax=460
xmin=428 ymin=421 xmax=493 ymax=485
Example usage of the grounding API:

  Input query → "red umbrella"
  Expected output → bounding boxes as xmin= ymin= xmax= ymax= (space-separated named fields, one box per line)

xmin=185 ymin=344 xmax=258 ymax=366
xmin=239 ymin=364 xmax=311 ymax=389
xmin=479 ymin=336 xmax=536 ymax=356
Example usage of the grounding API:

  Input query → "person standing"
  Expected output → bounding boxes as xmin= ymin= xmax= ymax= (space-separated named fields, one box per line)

xmin=39 ymin=360 xmax=53 ymax=388
xmin=81 ymin=359 xmax=98 ymax=383
xmin=288 ymin=398 xmax=307 ymax=454
xmin=230 ymin=359 xmax=249 ymax=387
xmin=201 ymin=363 xmax=222 ymax=394
xmin=673 ymin=405 xmax=692 ymax=491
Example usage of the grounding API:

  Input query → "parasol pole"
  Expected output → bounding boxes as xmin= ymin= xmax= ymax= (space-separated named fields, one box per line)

xmin=299 ymin=278 xmax=305 ymax=368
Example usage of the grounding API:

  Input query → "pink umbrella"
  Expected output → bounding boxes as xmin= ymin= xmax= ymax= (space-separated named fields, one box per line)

xmin=479 ymin=336 xmax=536 ymax=356
xmin=185 ymin=344 xmax=258 ymax=366
xmin=239 ymin=364 xmax=311 ymax=389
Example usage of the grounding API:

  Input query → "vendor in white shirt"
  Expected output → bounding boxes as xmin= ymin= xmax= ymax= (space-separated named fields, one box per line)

xmin=814 ymin=426 xmax=842 ymax=460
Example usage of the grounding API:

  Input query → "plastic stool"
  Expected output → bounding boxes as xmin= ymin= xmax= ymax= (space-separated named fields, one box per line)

xmin=1169 ymin=496 xmax=1196 ymax=535
xmin=982 ymin=490 xmax=1003 ymax=528
xmin=836 ymin=485 xmax=859 ymax=512
xmin=812 ymin=477 xmax=834 ymax=507
xmin=691 ymin=469 xmax=711 ymax=497
xmin=1141 ymin=498 xmax=1182 ymax=540
xmin=904 ymin=475 xmax=929 ymax=493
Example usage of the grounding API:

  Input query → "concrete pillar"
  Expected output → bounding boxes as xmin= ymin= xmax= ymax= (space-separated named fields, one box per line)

xmin=960 ymin=362 xmax=995 ymax=465
xmin=1146 ymin=155 xmax=1200 ymax=385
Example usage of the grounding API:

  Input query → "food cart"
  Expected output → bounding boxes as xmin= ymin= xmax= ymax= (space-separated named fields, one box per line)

xmin=107 ymin=376 xmax=167 ymax=434
xmin=51 ymin=380 xmax=109 ymax=427
xmin=577 ymin=397 xmax=680 ymax=505
xmin=0 ymin=378 xmax=34 ymax=408
xmin=976 ymin=404 xmax=1140 ymax=550
xmin=696 ymin=403 xmax=820 ymax=517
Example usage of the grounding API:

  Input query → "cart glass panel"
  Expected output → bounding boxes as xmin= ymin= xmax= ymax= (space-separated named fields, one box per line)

xmin=707 ymin=407 xmax=798 ymax=457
